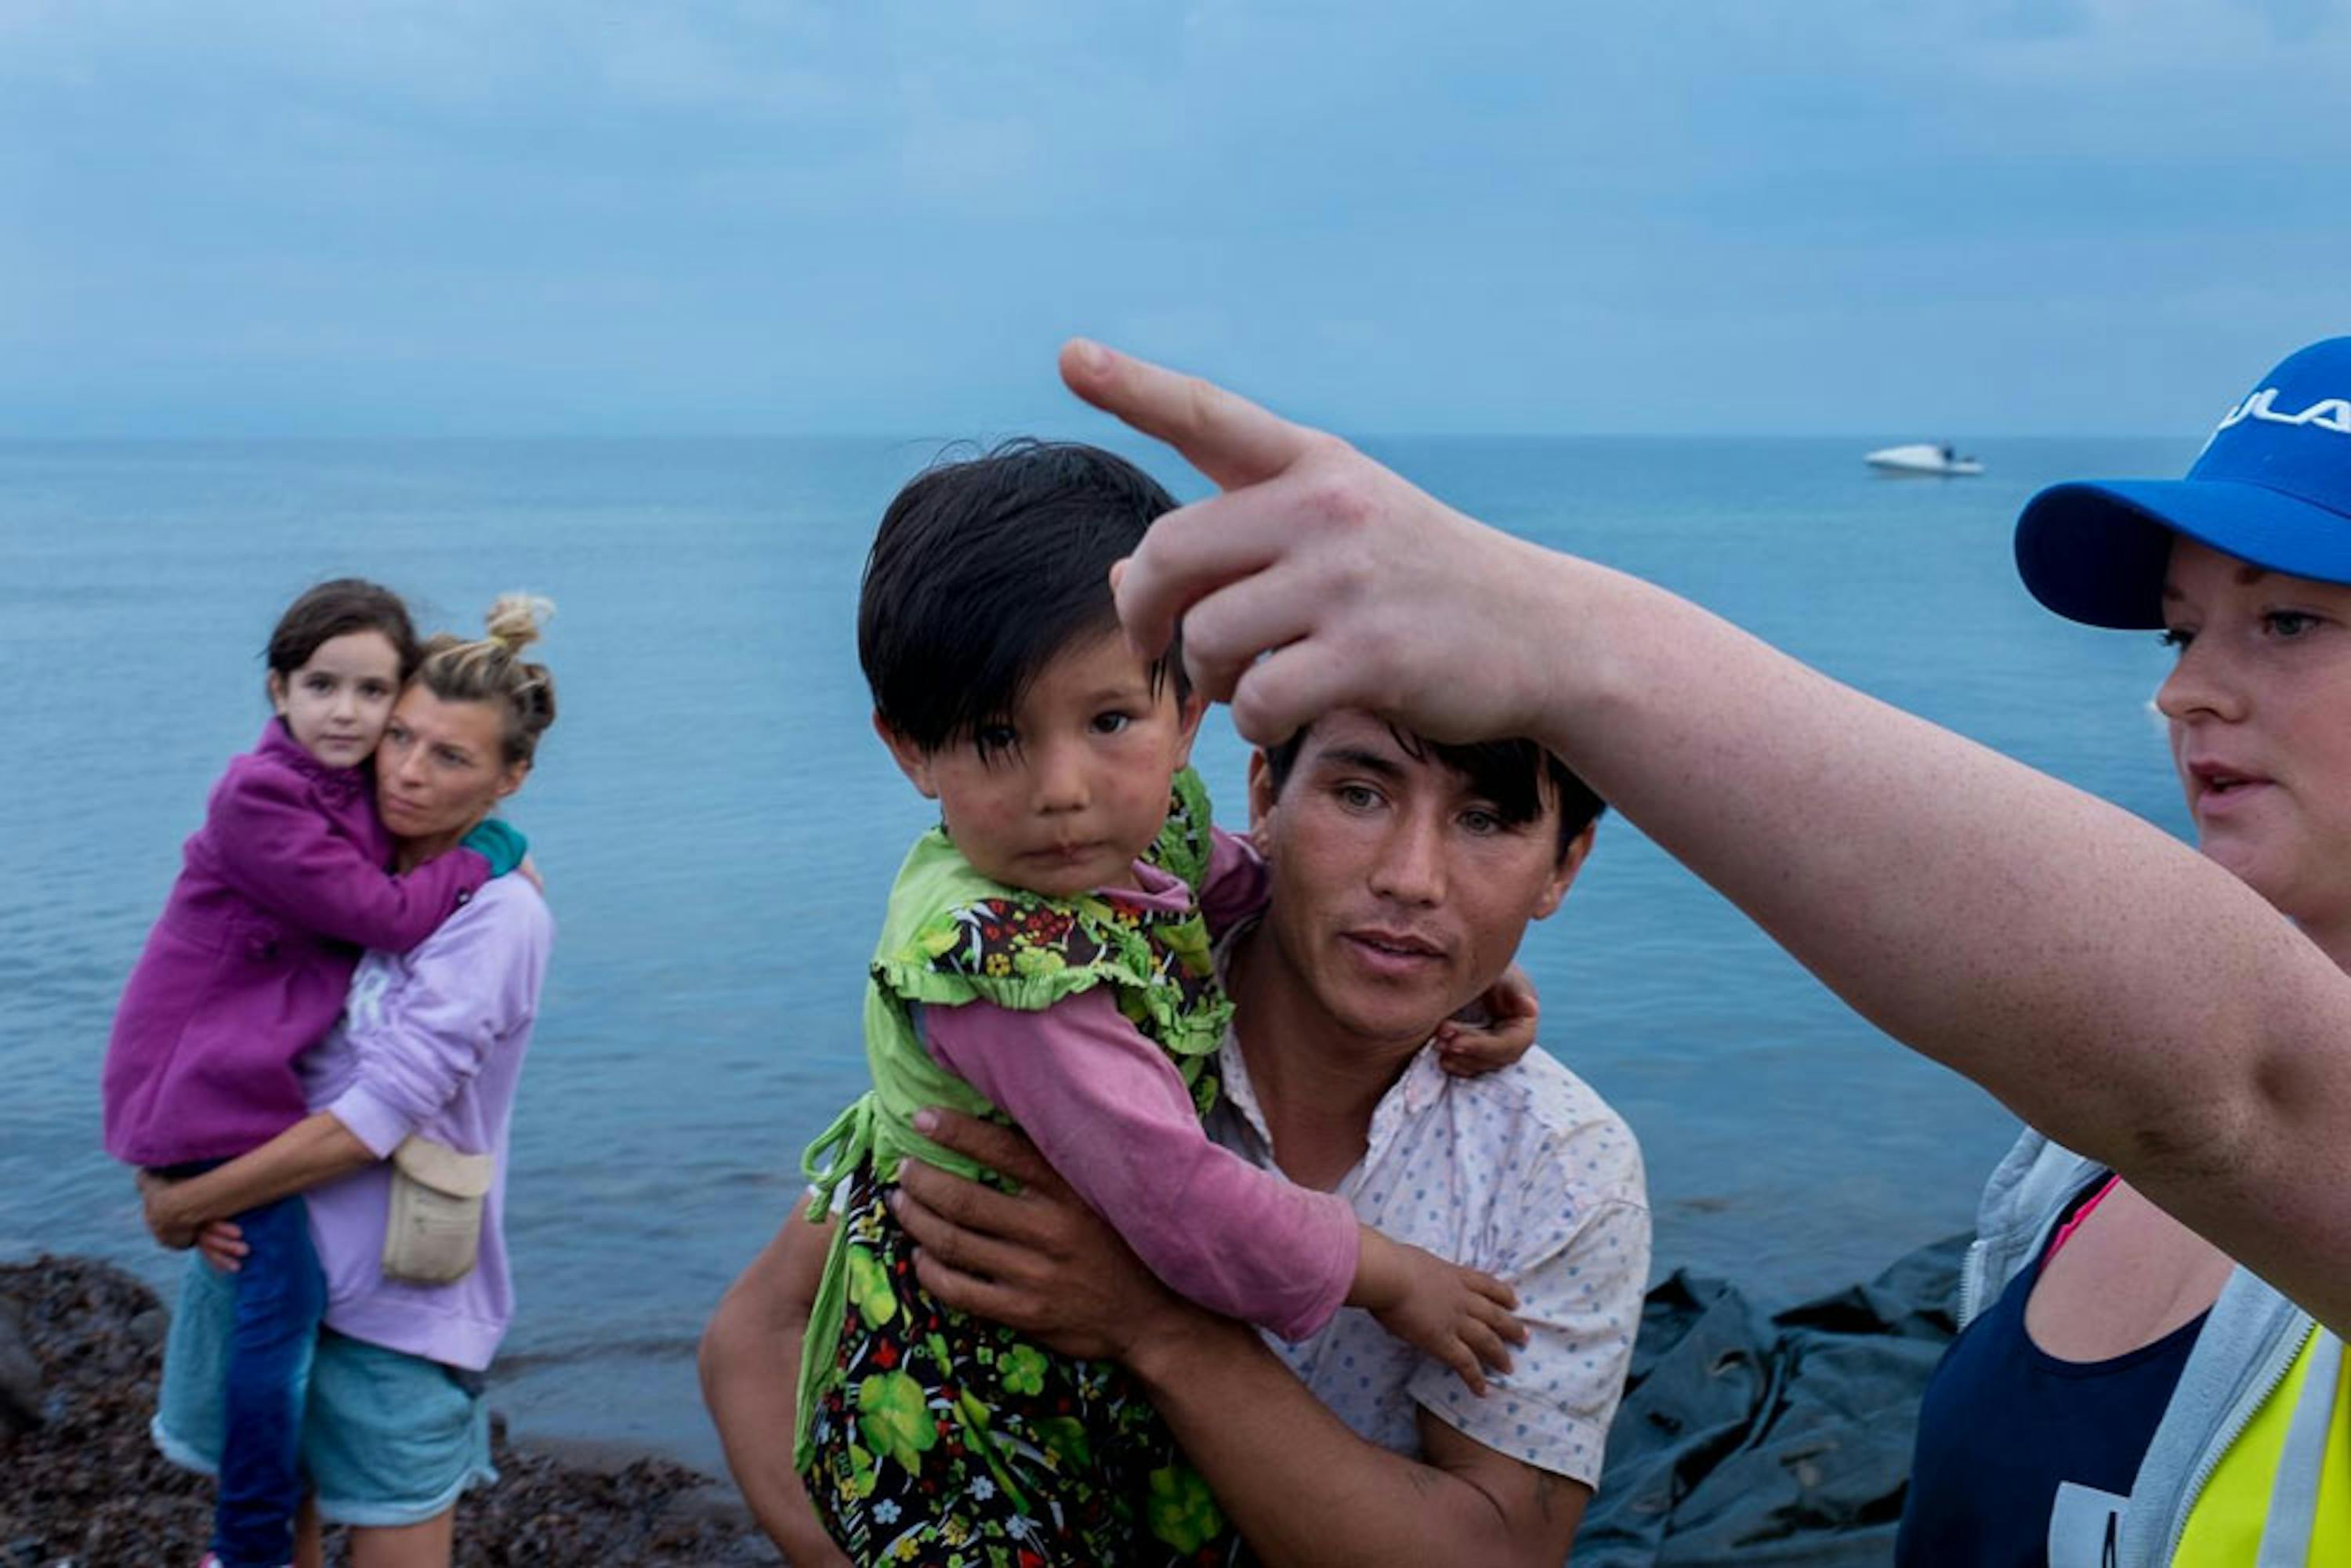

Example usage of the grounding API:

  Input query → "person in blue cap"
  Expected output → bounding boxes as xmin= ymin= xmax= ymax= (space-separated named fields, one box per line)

xmin=861 ymin=338 xmax=2349 ymax=1568
xmin=1892 ymin=341 xmax=2351 ymax=1565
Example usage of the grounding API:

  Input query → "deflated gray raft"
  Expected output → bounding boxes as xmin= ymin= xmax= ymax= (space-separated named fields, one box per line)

xmin=1576 ymin=1234 xmax=1966 ymax=1567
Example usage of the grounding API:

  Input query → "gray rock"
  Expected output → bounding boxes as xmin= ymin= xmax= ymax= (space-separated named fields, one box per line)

xmin=124 ymin=1308 xmax=168 ymax=1349
xmin=0 ymin=1291 xmax=44 ymax=1436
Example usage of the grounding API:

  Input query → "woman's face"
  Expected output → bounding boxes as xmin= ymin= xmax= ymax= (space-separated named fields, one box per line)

xmin=374 ymin=683 xmax=527 ymax=844
xmin=2156 ymin=536 xmax=2351 ymax=926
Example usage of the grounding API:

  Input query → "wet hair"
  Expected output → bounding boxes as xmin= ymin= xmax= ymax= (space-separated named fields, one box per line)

xmin=860 ymin=440 xmax=1186 ymax=753
xmin=413 ymin=594 xmax=559 ymax=766
xmin=1262 ymin=722 xmax=1606 ymax=861
xmin=266 ymin=578 xmax=420 ymax=679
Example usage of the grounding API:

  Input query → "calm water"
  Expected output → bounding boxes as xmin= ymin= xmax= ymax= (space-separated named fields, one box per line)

xmin=0 ymin=433 xmax=2200 ymax=1471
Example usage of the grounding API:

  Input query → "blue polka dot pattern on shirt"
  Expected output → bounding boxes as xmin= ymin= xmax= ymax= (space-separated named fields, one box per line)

xmin=1204 ymin=1031 xmax=1650 ymax=1490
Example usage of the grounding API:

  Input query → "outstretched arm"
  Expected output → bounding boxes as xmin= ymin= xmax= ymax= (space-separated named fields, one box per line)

xmin=1067 ymin=339 xmax=2351 ymax=1338
xmin=893 ymin=1110 xmax=1588 ymax=1568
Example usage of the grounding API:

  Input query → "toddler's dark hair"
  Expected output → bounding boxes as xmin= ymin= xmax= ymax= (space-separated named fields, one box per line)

xmin=266 ymin=578 xmax=421 ymax=680
xmin=860 ymin=440 xmax=1184 ymax=752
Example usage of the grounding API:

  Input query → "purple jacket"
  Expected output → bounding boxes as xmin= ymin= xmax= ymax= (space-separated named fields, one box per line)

xmin=102 ymin=722 xmax=490 ymax=1168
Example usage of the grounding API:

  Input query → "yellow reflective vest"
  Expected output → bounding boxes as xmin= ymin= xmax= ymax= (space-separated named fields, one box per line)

xmin=2169 ymin=1328 xmax=2346 ymax=1566
xmin=1961 ymin=1133 xmax=2347 ymax=1567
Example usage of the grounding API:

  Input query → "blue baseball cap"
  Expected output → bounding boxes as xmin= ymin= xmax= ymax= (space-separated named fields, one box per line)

xmin=2015 ymin=336 xmax=2351 ymax=628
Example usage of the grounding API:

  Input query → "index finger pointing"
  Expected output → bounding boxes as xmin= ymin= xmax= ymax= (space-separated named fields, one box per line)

xmin=1059 ymin=340 xmax=1320 ymax=492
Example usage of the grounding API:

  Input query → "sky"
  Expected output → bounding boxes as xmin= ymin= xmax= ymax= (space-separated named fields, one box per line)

xmin=5 ymin=0 xmax=2348 ymax=437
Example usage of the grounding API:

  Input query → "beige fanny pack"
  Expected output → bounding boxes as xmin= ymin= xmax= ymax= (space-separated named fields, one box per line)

xmin=382 ymin=1135 xmax=495 ymax=1285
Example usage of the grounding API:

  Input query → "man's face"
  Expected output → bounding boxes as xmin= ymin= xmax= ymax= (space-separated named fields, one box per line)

xmin=1248 ymin=712 xmax=1588 ymax=1051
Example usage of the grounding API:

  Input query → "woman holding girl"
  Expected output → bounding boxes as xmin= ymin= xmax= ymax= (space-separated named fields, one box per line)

xmin=141 ymin=596 xmax=560 ymax=1568
xmin=991 ymin=338 xmax=2348 ymax=1566
xmin=103 ymin=579 xmax=525 ymax=1568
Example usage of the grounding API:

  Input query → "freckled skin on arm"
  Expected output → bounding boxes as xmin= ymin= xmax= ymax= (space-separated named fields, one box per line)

xmin=1070 ymin=338 xmax=2351 ymax=1340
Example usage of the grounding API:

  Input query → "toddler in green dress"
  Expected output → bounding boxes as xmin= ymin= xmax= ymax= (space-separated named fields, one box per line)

xmin=796 ymin=441 xmax=1523 ymax=1567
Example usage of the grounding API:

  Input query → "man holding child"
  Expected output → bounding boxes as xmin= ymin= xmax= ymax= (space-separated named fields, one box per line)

xmin=702 ymin=703 xmax=1648 ymax=1566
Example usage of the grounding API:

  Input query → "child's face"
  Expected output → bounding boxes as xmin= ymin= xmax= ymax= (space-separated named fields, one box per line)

xmin=882 ymin=628 xmax=1204 ymax=898
xmin=266 ymin=629 xmax=404 ymax=770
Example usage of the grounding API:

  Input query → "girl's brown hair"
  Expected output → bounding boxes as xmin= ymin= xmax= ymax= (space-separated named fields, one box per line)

xmin=266 ymin=578 xmax=420 ymax=679
xmin=414 ymin=594 xmax=559 ymax=766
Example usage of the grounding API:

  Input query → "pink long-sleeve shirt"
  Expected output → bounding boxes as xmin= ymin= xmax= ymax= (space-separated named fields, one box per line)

xmin=103 ymin=722 xmax=490 ymax=1168
xmin=916 ymin=828 xmax=1360 ymax=1343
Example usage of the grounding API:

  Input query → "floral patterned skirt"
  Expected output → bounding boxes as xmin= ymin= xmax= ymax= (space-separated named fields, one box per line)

xmin=802 ymin=1168 xmax=1238 ymax=1567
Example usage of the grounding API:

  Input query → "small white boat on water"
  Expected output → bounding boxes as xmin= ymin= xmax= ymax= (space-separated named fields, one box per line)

xmin=1866 ymin=443 xmax=1983 ymax=476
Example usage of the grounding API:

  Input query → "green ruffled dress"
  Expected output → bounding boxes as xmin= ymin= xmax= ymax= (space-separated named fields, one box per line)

xmin=794 ymin=769 xmax=1242 ymax=1566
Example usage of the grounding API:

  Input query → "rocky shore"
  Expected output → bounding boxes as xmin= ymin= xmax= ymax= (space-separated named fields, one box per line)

xmin=0 ymin=1257 xmax=782 ymax=1568
xmin=6 ymin=1240 xmax=1965 ymax=1566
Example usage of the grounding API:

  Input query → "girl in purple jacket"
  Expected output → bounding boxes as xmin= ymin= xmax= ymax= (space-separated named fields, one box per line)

xmin=101 ymin=579 xmax=525 ymax=1568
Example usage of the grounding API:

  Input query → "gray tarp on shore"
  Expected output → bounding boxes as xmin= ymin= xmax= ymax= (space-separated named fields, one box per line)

xmin=1575 ymin=1234 xmax=1967 ymax=1567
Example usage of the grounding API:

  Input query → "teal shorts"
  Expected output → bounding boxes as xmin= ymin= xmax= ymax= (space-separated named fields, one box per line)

xmin=153 ymin=1256 xmax=498 ymax=1527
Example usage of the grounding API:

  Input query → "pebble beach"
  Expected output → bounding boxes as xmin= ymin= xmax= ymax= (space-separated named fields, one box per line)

xmin=0 ymin=1257 xmax=781 ymax=1568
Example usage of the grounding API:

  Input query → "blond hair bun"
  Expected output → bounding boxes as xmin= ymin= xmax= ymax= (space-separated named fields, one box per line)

xmin=415 ymin=592 xmax=560 ymax=765
xmin=483 ymin=593 xmax=553 ymax=655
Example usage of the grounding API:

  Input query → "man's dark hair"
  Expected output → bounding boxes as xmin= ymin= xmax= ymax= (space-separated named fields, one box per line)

xmin=860 ymin=440 xmax=1184 ymax=753
xmin=1262 ymin=723 xmax=1605 ymax=861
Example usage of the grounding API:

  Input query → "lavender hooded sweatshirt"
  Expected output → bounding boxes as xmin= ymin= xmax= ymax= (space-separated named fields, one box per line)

xmin=103 ymin=722 xmax=490 ymax=1168
xmin=298 ymin=875 xmax=552 ymax=1371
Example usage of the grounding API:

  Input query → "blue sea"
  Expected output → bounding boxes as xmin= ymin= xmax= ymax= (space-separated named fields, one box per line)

xmin=0 ymin=433 xmax=2200 ymax=1472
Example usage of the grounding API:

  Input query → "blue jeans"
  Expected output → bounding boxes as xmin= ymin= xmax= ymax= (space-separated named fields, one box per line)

xmin=206 ymin=1189 xmax=327 ymax=1567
